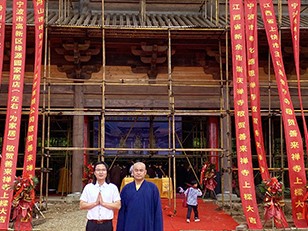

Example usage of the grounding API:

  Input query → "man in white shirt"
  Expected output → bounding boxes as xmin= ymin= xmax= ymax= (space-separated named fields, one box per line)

xmin=80 ymin=161 xmax=121 ymax=231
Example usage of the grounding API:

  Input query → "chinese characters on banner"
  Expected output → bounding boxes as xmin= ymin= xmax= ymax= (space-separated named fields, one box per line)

xmin=229 ymin=0 xmax=262 ymax=229
xmin=15 ymin=0 xmax=45 ymax=229
xmin=244 ymin=0 xmax=269 ymax=181
xmin=259 ymin=0 xmax=307 ymax=228
xmin=0 ymin=0 xmax=27 ymax=229
xmin=23 ymin=0 xmax=45 ymax=179
xmin=288 ymin=1 xmax=308 ymax=156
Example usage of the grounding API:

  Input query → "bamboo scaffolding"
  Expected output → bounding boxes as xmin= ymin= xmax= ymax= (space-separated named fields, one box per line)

xmin=268 ymin=48 xmax=273 ymax=170
xmin=169 ymin=28 xmax=177 ymax=212
xmin=3 ymin=74 xmax=308 ymax=85
xmin=220 ymin=13 xmax=232 ymax=207
xmin=4 ymin=109 xmax=308 ymax=116
xmin=28 ymin=0 xmax=307 ymax=215
xmin=39 ymin=0 xmax=50 ymax=208
xmin=46 ymin=147 xmax=225 ymax=152
xmin=101 ymin=0 xmax=106 ymax=162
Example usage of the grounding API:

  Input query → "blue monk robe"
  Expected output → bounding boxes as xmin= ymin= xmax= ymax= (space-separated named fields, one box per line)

xmin=116 ymin=180 xmax=163 ymax=231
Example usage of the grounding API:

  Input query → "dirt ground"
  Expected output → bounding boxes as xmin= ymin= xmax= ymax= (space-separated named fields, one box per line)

xmin=33 ymin=201 xmax=87 ymax=231
xmin=30 ymin=199 xmax=296 ymax=231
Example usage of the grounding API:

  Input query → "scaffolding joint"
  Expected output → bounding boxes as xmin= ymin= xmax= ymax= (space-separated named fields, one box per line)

xmin=41 ymin=167 xmax=53 ymax=173
xmin=42 ymin=153 xmax=51 ymax=158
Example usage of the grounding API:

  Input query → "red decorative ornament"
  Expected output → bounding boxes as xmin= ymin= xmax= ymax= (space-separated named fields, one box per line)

xmin=199 ymin=162 xmax=217 ymax=192
xmin=82 ymin=163 xmax=94 ymax=186
xmin=263 ymin=177 xmax=288 ymax=228
xmin=11 ymin=175 xmax=38 ymax=231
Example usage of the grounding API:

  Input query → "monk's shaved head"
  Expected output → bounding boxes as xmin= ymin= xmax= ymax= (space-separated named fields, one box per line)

xmin=133 ymin=162 xmax=147 ymax=182
xmin=133 ymin=162 xmax=146 ymax=170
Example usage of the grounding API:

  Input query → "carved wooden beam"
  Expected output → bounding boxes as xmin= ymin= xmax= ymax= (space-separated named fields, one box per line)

xmin=131 ymin=42 xmax=174 ymax=79
xmin=203 ymin=47 xmax=229 ymax=79
xmin=55 ymin=40 xmax=101 ymax=79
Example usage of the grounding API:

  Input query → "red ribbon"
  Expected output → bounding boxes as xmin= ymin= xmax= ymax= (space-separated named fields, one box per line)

xmin=229 ymin=1 xmax=262 ymax=229
xmin=259 ymin=0 xmax=307 ymax=228
xmin=18 ymin=1 xmax=45 ymax=230
xmin=263 ymin=177 xmax=288 ymax=228
xmin=287 ymin=1 xmax=308 ymax=158
xmin=244 ymin=0 xmax=270 ymax=182
xmin=23 ymin=0 xmax=45 ymax=179
xmin=0 ymin=1 xmax=28 ymax=229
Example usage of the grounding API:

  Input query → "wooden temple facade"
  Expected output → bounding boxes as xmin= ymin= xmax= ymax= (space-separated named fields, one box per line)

xmin=1 ymin=0 xmax=308 ymax=203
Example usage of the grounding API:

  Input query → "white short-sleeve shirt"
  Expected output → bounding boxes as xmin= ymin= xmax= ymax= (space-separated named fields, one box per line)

xmin=80 ymin=182 xmax=121 ymax=220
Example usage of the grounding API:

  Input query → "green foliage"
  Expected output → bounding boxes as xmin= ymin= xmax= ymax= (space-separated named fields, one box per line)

xmin=257 ymin=181 xmax=267 ymax=194
xmin=47 ymin=137 xmax=69 ymax=147
xmin=193 ymin=137 xmax=200 ymax=147
xmin=32 ymin=176 xmax=39 ymax=188
xmin=37 ymin=136 xmax=69 ymax=147
xmin=258 ymin=177 xmax=284 ymax=198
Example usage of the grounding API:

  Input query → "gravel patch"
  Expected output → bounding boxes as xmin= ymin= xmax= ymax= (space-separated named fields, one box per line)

xmin=34 ymin=202 xmax=87 ymax=231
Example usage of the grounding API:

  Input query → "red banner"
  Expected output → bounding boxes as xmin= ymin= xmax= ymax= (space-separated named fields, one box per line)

xmin=244 ymin=0 xmax=269 ymax=181
xmin=0 ymin=0 xmax=27 ymax=229
xmin=0 ymin=0 xmax=6 ymax=85
xmin=229 ymin=1 xmax=262 ymax=229
xmin=288 ymin=1 xmax=308 ymax=156
xmin=23 ymin=0 xmax=45 ymax=178
xmin=16 ymin=2 xmax=45 ymax=229
xmin=259 ymin=0 xmax=307 ymax=228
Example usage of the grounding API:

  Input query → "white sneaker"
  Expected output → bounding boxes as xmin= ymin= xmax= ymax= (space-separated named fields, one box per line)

xmin=186 ymin=219 xmax=190 ymax=223
xmin=194 ymin=218 xmax=200 ymax=222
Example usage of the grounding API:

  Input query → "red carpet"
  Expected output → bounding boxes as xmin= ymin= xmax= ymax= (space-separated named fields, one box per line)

xmin=114 ymin=195 xmax=239 ymax=231
xmin=161 ymin=197 xmax=239 ymax=231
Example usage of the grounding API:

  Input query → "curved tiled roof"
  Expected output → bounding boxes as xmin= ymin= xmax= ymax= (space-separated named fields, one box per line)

xmin=5 ymin=10 xmax=308 ymax=29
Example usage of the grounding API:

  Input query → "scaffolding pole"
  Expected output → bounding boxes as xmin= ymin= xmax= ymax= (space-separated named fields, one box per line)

xmin=26 ymin=0 xmax=305 ymax=215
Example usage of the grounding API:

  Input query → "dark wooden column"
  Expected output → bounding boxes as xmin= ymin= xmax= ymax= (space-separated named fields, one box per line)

xmin=54 ymin=39 xmax=101 ymax=192
xmin=220 ymin=86 xmax=232 ymax=195
xmin=207 ymin=116 xmax=219 ymax=170
xmin=72 ymin=85 xmax=84 ymax=192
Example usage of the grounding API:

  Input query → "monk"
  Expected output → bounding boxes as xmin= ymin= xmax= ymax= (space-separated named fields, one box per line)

xmin=116 ymin=162 xmax=163 ymax=231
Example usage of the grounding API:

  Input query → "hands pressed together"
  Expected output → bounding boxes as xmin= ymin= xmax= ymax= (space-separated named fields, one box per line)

xmin=96 ymin=192 xmax=105 ymax=206
xmin=92 ymin=192 xmax=121 ymax=210
xmin=95 ymin=192 xmax=106 ymax=207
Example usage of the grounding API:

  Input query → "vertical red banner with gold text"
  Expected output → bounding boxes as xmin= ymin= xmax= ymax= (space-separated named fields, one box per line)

xmin=259 ymin=0 xmax=307 ymax=228
xmin=244 ymin=0 xmax=269 ymax=181
xmin=0 ymin=0 xmax=27 ymax=229
xmin=229 ymin=0 xmax=262 ymax=229
xmin=288 ymin=1 xmax=308 ymax=156
xmin=23 ymin=0 xmax=45 ymax=178
xmin=0 ymin=0 xmax=6 ymax=85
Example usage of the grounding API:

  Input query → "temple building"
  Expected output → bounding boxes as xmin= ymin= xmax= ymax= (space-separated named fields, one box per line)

xmin=1 ymin=0 xmax=308 ymax=222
